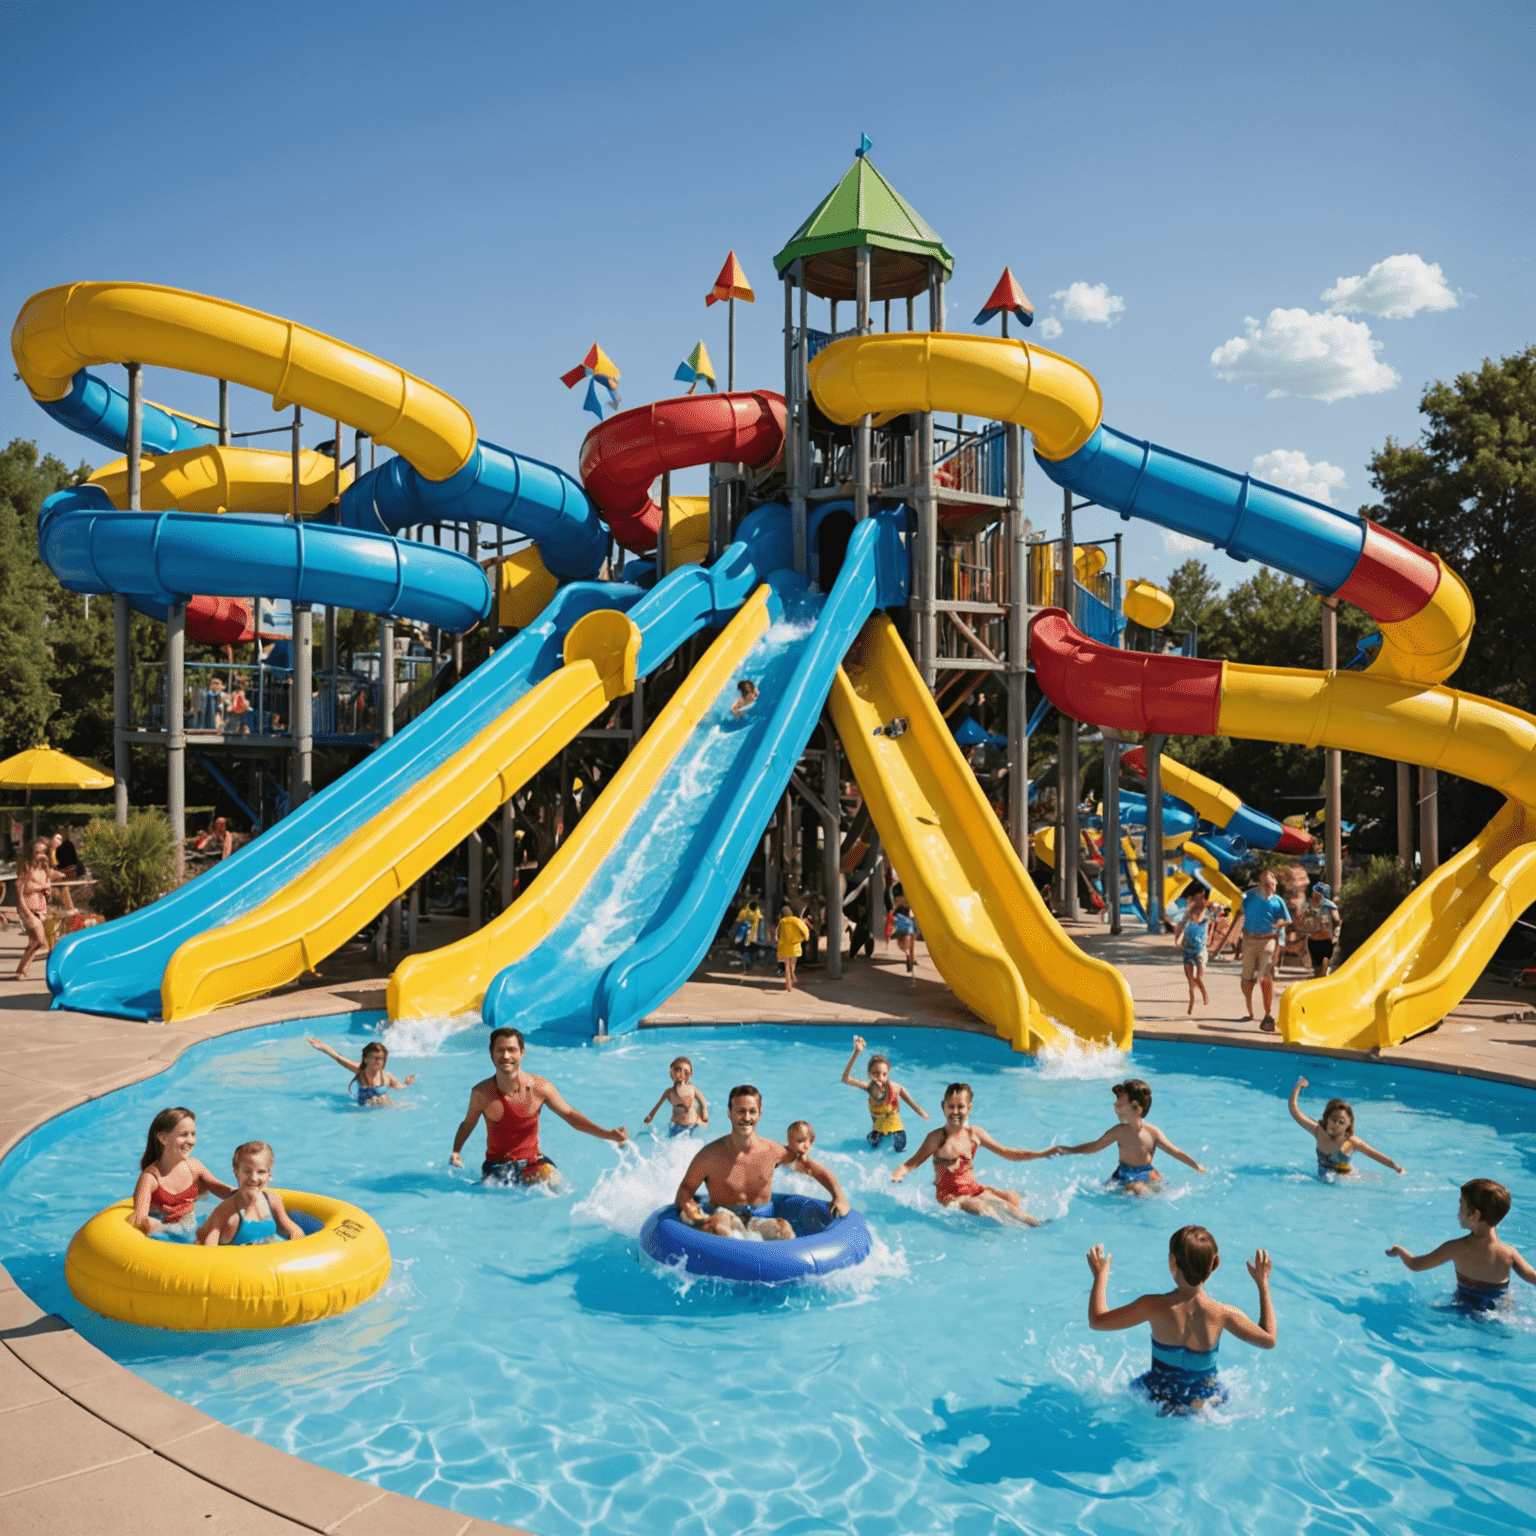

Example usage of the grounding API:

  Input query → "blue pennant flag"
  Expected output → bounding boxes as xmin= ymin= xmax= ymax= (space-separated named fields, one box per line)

xmin=857 ymin=132 xmax=873 ymax=158
xmin=582 ymin=378 xmax=604 ymax=420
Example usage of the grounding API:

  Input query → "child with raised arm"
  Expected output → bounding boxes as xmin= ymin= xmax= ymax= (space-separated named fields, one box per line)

xmin=841 ymin=1035 xmax=929 ymax=1152
xmin=1087 ymin=1226 xmax=1276 ymax=1414
xmin=130 ymin=1107 xmax=234 ymax=1239
xmin=892 ymin=1082 xmax=1051 ymax=1226
xmin=1288 ymin=1077 xmax=1404 ymax=1178
xmin=644 ymin=1056 xmax=710 ymax=1138
xmin=781 ymin=1121 xmax=852 ymax=1217
xmin=308 ymin=1037 xmax=416 ymax=1106
xmin=1052 ymin=1078 xmax=1206 ymax=1193
xmin=1172 ymin=889 xmax=1211 ymax=1015
xmin=198 ymin=1141 xmax=305 ymax=1246
xmin=1386 ymin=1178 xmax=1536 ymax=1311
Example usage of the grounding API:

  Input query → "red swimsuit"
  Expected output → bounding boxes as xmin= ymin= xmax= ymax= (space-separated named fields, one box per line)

xmin=148 ymin=1176 xmax=199 ymax=1223
xmin=934 ymin=1132 xmax=988 ymax=1204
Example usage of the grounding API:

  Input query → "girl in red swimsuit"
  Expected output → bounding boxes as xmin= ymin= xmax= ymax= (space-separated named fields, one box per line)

xmin=892 ymin=1082 xmax=1052 ymax=1226
xmin=131 ymin=1107 xmax=234 ymax=1238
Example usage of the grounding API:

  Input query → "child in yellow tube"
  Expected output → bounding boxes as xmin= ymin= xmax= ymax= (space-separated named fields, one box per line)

xmin=841 ymin=1035 xmax=929 ymax=1153
xmin=198 ymin=1142 xmax=305 ymax=1246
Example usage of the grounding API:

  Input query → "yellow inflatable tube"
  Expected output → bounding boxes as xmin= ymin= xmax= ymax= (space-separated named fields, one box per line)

xmin=65 ymin=1190 xmax=390 ymax=1331
xmin=11 ymin=281 xmax=474 ymax=481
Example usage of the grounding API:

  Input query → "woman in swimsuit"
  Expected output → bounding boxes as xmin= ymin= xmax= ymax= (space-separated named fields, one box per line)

xmin=1288 ymin=1078 xmax=1403 ymax=1179
xmin=199 ymin=1140 xmax=305 ymax=1245
xmin=130 ymin=1107 xmax=234 ymax=1238
xmin=308 ymin=1037 xmax=416 ymax=1107
xmin=892 ymin=1082 xmax=1051 ymax=1226
xmin=840 ymin=1035 xmax=929 ymax=1152
xmin=13 ymin=839 xmax=56 ymax=980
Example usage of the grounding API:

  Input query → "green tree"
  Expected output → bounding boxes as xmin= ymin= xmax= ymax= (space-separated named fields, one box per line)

xmin=0 ymin=440 xmax=90 ymax=756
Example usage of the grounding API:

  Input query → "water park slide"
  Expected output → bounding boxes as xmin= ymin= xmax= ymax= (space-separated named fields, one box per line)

xmin=1120 ymin=747 xmax=1312 ymax=855
xmin=833 ymin=618 xmax=1133 ymax=1053
xmin=15 ymin=280 xmax=612 ymax=1018
xmin=1181 ymin=840 xmax=1244 ymax=910
xmin=469 ymin=506 xmax=907 ymax=1040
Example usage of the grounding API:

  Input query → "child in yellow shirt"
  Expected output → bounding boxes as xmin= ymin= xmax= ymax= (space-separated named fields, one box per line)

xmin=776 ymin=904 xmax=810 ymax=992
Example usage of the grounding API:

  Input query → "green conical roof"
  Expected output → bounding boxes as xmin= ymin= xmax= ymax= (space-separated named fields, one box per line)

xmin=774 ymin=155 xmax=953 ymax=302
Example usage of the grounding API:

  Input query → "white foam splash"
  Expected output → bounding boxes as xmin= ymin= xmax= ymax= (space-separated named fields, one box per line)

xmin=376 ymin=1012 xmax=481 ymax=1058
xmin=1034 ymin=1035 xmax=1130 ymax=1081
xmin=571 ymin=1135 xmax=698 ymax=1236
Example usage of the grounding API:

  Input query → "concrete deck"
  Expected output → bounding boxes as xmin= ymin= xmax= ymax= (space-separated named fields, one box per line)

xmin=2 ymin=917 xmax=1533 ymax=1534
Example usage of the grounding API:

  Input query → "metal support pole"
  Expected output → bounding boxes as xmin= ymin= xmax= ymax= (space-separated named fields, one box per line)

xmin=1104 ymin=739 xmax=1121 ymax=933
xmin=1145 ymin=735 xmax=1166 ymax=932
xmin=292 ymin=606 xmax=313 ymax=807
xmin=500 ymin=800 xmax=516 ymax=913
xmin=728 ymin=294 xmax=736 ymax=393
xmin=166 ymin=601 xmax=186 ymax=878
xmin=115 ymin=361 xmax=142 ymax=826
xmin=854 ymin=246 xmax=871 ymax=522
xmin=1396 ymin=760 xmax=1412 ymax=869
xmin=787 ymin=268 xmax=808 ymax=574
xmin=871 ymin=844 xmax=888 ymax=952
xmin=1321 ymin=600 xmax=1343 ymax=892
xmin=824 ymin=724 xmax=844 ymax=980
xmin=916 ymin=410 xmax=937 ymax=687
xmin=468 ymin=829 xmax=483 ymax=930
xmin=217 ymin=379 xmax=230 ymax=447
xmin=290 ymin=404 xmax=302 ymax=517
xmin=1057 ymin=488 xmax=1078 ymax=917
xmin=1005 ymin=422 xmax=1028 ymax=859
xmin=1419 ymin=766 xmax=1439 ymax=876
xmin=658 ymin=470 xmax=671 ymax=577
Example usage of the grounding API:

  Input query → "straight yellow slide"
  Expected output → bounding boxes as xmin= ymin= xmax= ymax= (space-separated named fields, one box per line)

xmin=387 ymin=586 xmax=774 ymax=1021
xmin=160 ymin=608 xmax=641 ymax=1021
xmin=830 ymin=616 xmax=1133 ymax=1053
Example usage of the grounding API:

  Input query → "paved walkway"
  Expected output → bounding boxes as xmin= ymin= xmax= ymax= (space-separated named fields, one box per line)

xmin=2 ymin=917 xmax=1532 ymax=1535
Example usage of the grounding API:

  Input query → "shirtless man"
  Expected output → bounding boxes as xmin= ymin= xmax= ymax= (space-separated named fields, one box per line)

xmin=674 ymin=1084 xmax=849 ymax=1239
xmin=450 ymin=1027 xmax=626 ymax=1186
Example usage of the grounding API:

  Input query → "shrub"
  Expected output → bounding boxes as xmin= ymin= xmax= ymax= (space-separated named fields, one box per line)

xmin=1336 ymin=855 xmax=1414 ymax=960
xmin=80 ymin=810 xmax=178 ymax=920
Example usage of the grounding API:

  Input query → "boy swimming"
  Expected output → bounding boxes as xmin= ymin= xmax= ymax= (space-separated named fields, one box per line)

xmin=1051 ymin=1078 xmax=1206 ymax=1192
xmin=1087 ymin=1225 xmax=1277 ymax=1413
xmin=1386 ymin=1178 xmax=1535 ymax=1311
xmin=1287 ymin=1077 xmax=1404 ymax=1178
xmin=644 ymin=1056 xmax=710 ymax=1137
xmin=840 ymin=1034 xmax=929 ymax=1151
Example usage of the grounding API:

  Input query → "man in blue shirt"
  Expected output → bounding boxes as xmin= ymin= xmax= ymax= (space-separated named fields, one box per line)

xmin=1225 ymin=868 xmax=1293 ymax=1031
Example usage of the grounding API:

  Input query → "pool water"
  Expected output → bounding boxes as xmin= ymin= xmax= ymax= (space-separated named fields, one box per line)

xmin=2 ymin=1019 xmax=1533 ymax=1536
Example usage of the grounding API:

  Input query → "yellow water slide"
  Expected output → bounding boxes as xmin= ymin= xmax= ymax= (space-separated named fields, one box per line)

xmin=831 ymin=616 xmax=1133 ymax=1053
xmin=387 ymin=586 xmax=773 ymax=1020
xmin=162 ymin=609 xmax=642 ymax=1019
xmin=811 ymin=332 xmax=1130 ymax=1050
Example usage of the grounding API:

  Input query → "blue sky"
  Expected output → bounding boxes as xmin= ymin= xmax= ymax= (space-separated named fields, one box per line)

xmin=4 ymin=0 xmax=1532 ymax=589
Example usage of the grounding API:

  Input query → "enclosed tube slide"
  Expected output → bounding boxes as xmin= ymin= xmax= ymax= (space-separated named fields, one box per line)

xmin=578 ymin=391 xmax=786 ymax=551
xmin=1120 ymin=746 xmax=1312 ymax=854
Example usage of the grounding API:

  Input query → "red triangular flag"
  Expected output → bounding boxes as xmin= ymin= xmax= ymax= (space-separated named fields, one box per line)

xmin=705 ymin=251 xmax=756 ymax=307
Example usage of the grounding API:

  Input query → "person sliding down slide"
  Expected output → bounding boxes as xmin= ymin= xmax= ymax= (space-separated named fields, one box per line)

xmin=450 ymin=1028 xmax=625 ymax=1186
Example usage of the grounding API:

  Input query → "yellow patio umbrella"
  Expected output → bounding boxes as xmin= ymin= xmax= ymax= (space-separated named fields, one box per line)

xmin=0 ymin=744 xmax=113 ymax=846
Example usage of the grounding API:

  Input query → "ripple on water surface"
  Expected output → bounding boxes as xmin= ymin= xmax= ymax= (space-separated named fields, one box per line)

xmin=1 ymin=1019 xmax=1533 ymax=1535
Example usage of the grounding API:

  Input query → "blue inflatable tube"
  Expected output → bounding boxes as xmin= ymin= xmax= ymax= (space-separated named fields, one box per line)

xmin=639 ymin=1195 xmax=872 ymax=1284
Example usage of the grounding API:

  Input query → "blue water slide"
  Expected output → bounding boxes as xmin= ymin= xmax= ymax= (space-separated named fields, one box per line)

xmin=337 ymin=439 xmax=608 ymax=582
xmin=483 ymin=504 xmax=907 ymax=1041
xmin=1192 ymin=831 xmax=1249 ymax=873
xmin=37 ymin=368 xmax=219 ymax=457
xmin=38 ymin=484 xmax=491 ymax=633
xmin=1037 ymin=425 xmax=1367 ymax=592
xmin=1116 ymin=790 xmax=1200 ymax=839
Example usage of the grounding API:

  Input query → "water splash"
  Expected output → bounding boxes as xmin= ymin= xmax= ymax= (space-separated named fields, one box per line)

xmin=1035 ymin=1035 xmax=1130 ymax=1081
xmin=377 ymin=1012 xmax=482 ymax=1058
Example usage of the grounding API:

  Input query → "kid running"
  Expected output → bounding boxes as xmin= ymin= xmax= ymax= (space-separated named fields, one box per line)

xmin=1287 ymin=1077 xmax=1404 ymax=1177
xmin=840 ymin=1035 xmax=929 ymax=1152
xmin=892 ymin=898 xmax=918 ymax=975
xmin=892 ymin=1082 xmax=1050 ymax=1226
xmin=644 ymin=1056 xmax=711 ymax=1137
xmin=1386 ymin=1178 xmax=1535 ymax=1311
xmin=198 ymin=1141 xmax=305 ymax=1246
xmin=776 ymin=904 xmax=809 ymax=992
xmin=307 ymin=1036 xmax=417 ymax=1106
xmin=1172 ymin=889 xmax=1210 ymax=1014
xmin=1087 ymin=1226 xmax=1277 ymax=1413
xmin=130 ymin=1107 xmax=234 ymax=1239
xmin=1052 ymin=1078 xmax=1207 ymax=1192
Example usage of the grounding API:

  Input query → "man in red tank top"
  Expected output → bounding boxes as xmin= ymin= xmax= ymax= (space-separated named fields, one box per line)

xmin=450 ymin=1028 xmax=626 ymax=1185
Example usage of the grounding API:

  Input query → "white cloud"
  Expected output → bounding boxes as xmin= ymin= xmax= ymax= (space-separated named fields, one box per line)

xmin=1322 ymin=254 xmax=1457 ymax=319
xmin=1210 ymin=308 xmax=1399 ymax=402
xmin=1054 ymin=281 xmax=1125 ymax=325
xmin=1162 ymin=529 xmax=1209 ymax=558
xmin=1038 ymin=316 xmax=1063 ymax=340
xmin=1251 ymin=449 xmax=1349 ymax=505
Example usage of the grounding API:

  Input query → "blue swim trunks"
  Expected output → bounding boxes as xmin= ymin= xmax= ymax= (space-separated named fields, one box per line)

xmin=1454 ymin=1274 xmax=1509 ymax=1313
xmin=866 ymin=1129 xmax=907 ymax=1153
xmin=1133 ymin=1342 xmax=1224 ymax=1413
xmin=1111 ymin=1162 xmax=1156 ymax=1186
xmin=482 ymin=1155 xmax=557 ymax=1186
xmin=668 ymin=1121 xmax=698 ymax=1139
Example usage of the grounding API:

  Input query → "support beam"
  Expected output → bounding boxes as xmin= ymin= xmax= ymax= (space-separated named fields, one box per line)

xmin=1419 ymin=766 xmax=1439 ymax=876
xmin=1145 ymin=734 xmax=1165 ymax=933
xmin=916 ymin=409 xmax=937 ymax=687
xmin=788 ymin=266 xmax=808 ymax=575
xmin=166 ymin=601 xmax=186 ymax=878
xmin=115 ymin=363 xmax=143 ymax=826
xmin=1321 ymin=600 xmax=1343 ymax=892
xmin=468 ymin=829 xmax=483 ymax=930
xmin=823 ymin=726 xmax=844 ymax=980
xmin=500 ymin=800 xmax=516 ymax=913
xmin=1103 ymin=739 xmax=1121 ymax=933
xmin=292 ymin=605 xmax=313 ymax=806
xmin=1005 ymin=422 xmax=1028 ymax=859
xmin=658 ymin=470 xmax=671 ymax=577
xmin=1397 ymin=760 xmax=1412 ymax=869
xmin=1056 ymin=488 xmax=1079 ymax=918
xmin=854 ymin=246 xmax=871 ymax=522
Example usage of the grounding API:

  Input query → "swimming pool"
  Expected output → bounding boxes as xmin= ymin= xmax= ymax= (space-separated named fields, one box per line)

xmin=2 ymin=1018 xmax=1532 ymax=1536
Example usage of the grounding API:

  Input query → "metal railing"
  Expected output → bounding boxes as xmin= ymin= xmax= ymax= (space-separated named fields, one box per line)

xmin=934 ymin=422 xmax=1006 ymax=498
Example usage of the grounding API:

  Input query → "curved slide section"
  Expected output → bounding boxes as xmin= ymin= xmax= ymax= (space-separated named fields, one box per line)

xmin=476 ymin=506 xmax=907 ymax=1040
xmin=833 ymin=616 xmax=1133 ymax=1053
xmin=47 ymin=581 xmax=638 ymax=1019
xmin=578 ymin=391 xmax=786 ymax=551
xmin=1030 ymin=609 xmax=1536 ymax=1048
xmin=1120 ymin=746 xmax=1312 ymax=854
xmin=171 ymin=511 xmax=800 ymax=1022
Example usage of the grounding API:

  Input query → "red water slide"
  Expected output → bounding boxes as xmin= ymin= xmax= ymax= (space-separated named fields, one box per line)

xmin=578 ymin=391 xmax=786 ymax=552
